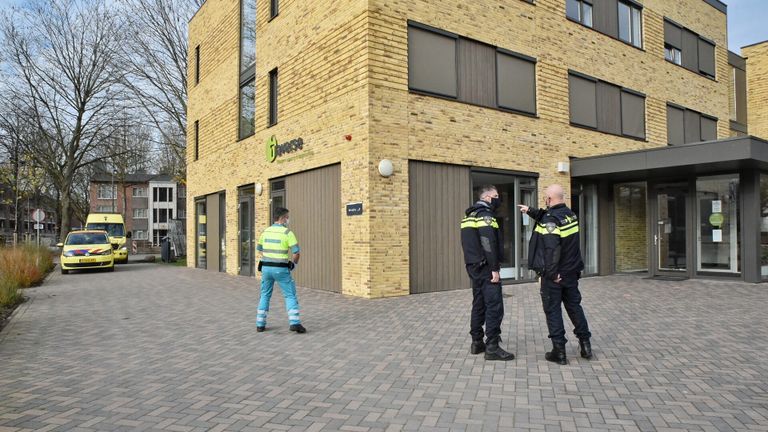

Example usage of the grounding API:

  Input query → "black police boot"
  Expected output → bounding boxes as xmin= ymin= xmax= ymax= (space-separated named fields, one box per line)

xmin=289 ymin=324 xmax=306 ymax=333
xmin=256 ymin=326 xmax=265 ymax=332
xmin=470 ymin=340 xmax=486 ymax=355
xmin=579 ymin=339 xmax=593 ymax=359
xmin=484 ymin=342 xmax=515 ymax=361
xmin=545 ymin=343 xmax=567 ymax=365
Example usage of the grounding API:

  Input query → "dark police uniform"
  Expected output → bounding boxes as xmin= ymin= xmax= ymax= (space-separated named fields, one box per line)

xmin=527 ymin=204 xmax=591 ymax=350
xmin=461 ymin=201 xmax=504 ymax=345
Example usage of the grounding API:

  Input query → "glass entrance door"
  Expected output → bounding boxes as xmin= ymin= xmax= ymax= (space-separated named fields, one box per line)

xmin=238 ymin=187 xmax=255 ymax=277
xmin=654 ymin=183 xmax=688 ymax=274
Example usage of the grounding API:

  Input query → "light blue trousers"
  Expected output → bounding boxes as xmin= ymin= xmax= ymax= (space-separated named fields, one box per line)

xmin=257 ymin=266 xmax=301 ymax=326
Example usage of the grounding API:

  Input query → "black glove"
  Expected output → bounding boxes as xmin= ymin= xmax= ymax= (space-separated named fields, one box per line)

xmin=288 ymin=261 xmax=295 ymax=271
xmin=257 ymin=261 xmax=263 ymax=272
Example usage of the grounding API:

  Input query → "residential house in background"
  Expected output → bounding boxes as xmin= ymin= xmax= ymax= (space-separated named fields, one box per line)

xmin=0 ymin=183 xmax=60 ymax=245
xmin=89 ymin=173 xmax=187 ymax=251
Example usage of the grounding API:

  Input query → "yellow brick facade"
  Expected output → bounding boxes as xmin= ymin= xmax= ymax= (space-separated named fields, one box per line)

xmin=743 ymin=41 xmax=768 ymax=141
xmin=188 ymin=0 xmax=730 ymax=298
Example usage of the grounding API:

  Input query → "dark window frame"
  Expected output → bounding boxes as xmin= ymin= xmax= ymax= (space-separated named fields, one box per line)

xmin=194 ymin=45 xmax=200 ymax=85
xmin=663 ymin=18 xmax=717 ymax=80
xmin=194 ymin=120 xmax=199 ymax=161
xmin=238 ymin=0 xmax=257 ymax=140
xmin=270 ymin=0 xmax=279 ymax=20
xmin=407 ymin=21 xmax=538 ymax=117
xmin=568 ymin=70 xmax=647 ymax=141
xmin=566 ymin=0 xmax=646 ymax=51
xmin=268 ymin=68 xmax=278 ymax=127
xmin=666 ymin=102 xmax=719 ymax=145
xmin=566 ymin=0 xmax=593 ymax=28
xmin=618 ymin=0 xmax=643 ymax=49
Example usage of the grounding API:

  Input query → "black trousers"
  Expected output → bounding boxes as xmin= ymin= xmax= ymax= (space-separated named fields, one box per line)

xmin=467 ymin=263 xmax=503 ymax=344
xmin=540 ymin=273 xmax=591 ymax=345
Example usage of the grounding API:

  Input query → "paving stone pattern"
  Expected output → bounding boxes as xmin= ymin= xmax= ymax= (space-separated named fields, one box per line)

xmin=1 ymin=264 xmax=767 ymax=431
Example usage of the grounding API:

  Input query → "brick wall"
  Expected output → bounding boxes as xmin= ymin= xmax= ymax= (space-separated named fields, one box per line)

xmin=188 ymin=0 xmax=730 ymax=297
xmin=743 ymin=41 xmax=768 ymax=141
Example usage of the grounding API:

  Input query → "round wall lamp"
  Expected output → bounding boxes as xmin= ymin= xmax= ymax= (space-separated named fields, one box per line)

xmin=378 ymin=159 xmax=394 ymax=177
xmin=255 ymin=183 xmax=263 ymax=195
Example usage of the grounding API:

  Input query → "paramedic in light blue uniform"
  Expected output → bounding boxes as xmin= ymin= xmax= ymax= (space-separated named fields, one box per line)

xmin=256 ymin=206 xmax=306 ymax=334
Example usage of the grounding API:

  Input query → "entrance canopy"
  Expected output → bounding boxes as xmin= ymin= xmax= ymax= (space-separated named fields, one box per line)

xmin=571 ymin=136 xmax=768 ymax=181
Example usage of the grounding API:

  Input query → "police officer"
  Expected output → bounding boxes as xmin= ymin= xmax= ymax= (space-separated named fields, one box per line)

xmin=256 ymin=207 xmax=306 ymax=334
xmin=518 ymin=184 xmax=592 ymax=365
xmin=460 ymin=185 xmax=515 ymax=361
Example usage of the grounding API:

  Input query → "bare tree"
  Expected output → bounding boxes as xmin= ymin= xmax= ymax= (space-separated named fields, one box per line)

xmin=1 ymin=0 xmax=129 ymax=240
xmin=118 ymin=0 xmax=203 ymax=179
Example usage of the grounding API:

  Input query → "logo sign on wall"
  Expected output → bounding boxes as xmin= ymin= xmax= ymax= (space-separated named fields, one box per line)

xmin=266 ymin=135 xmax=304 ymax=162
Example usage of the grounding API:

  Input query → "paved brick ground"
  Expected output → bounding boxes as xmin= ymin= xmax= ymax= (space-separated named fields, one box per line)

xmin=1 ymin=264 xmax=767 ymax=432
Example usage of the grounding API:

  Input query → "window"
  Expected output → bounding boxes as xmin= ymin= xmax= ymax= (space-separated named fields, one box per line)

xmin=664 ymin=19 xmax=716 ymax=78
xmin=194 ymin=120 xmax=199 ymax=160
xmin=97 ymin=205 xmax=113 ymax=213
xmin=178 ymin=209 xmax=187 ymax=219
xmin=666 ymin=104 xmax=717 ymax=145
xmin=239 ymin=0 xmax=256 ymax=139
xmin=408 ymin=24 xmax=458 ymax=98
xmin=618 ymin=1 xmax=642 ymax=48
xmin=158 ymin=209 xmax=168 ymax=223
xmin=665 ymin=45 xmax=682 ymax=65
xmin=569 ymin=74 xmax=597 ymax=128
xmin=97 ymin=184 xmax=116 ymax=200
xmin=159 ymin=188 xmax=168 ymax=202
xmin=569 ymin=72 xmax=645 ymax=139
xmin=270 ymin=0 xmax=278 ymax=19
xmin=133 ymin=230 xmax=148 ymax=240
xmin=496 ymin=50 xmax=536 ymax=114
xmin=566 ymin=0 xmax=593 ymax=28
xmin=178 ymin=186 xmax=186 ymax=198
xmin=133 ymin=208 xmax=148 ymax=219
xmin=269 ymin=68 xmax=278 ymax=126
xmin=408 ymin=22 xmax=537 ymax=115
xmin=194 ymin=45 xmax=200 ymax=85
xmin=239 ymin=79 xmax=256 ymax=139
xmin=240 ymin=1 xmax=256 ymax=74
xmin=132 ymin=187 xmax=147 ymax=197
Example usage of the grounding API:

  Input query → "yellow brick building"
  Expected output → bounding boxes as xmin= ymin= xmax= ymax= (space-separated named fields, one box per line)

xmin=188 ymin=0 xmax=768 ymax=295
xmin=743 ymin=41 xmax=768 ymax=141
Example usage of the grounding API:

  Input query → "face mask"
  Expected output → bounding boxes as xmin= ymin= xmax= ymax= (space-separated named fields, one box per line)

xmin=284 ymin=218 xmax=290 ymax=226
xmin=490 ymin=197 xmax=501 ymax=211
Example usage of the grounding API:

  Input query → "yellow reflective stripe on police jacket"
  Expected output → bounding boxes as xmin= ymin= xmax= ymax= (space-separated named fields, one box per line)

xmin=534 ymin=220 xmax=579 ymax=238
xmin=460 ymin=216 xmax=499 ymax=229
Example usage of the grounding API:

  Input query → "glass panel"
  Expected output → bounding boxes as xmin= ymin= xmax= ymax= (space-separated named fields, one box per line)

xmin=196 ymin=200 xmax=207 ymax=269
xmin=239 ymin=79 xmax=256 ymax=139
xmin=761 ymin=175 xmax=768 ymax=279
xmin=656 ymin=184 xmax=687 ymax=272
xmin=240 ymin=0 xmax=256 ymax=73
xmin=582 ymin=184 xmax=599 ymax=275
xmin=519 ymin=188 xmax=536 ymax=280
xmin=219 ymin=193 xmax=226 ymax=273
xmin=407 ymin=26 xmax=458 ymax=98
xmin=697 ymin=176 xmax=740 ymax=273
xmin=618 ymin=2 xmax=631 ymax=43
xmin=632 ymin=7 xmax=642 ymax=48
xmin=471 ymin=172 xmax=537 ymax=281
xmin=582 ymin=3 xmax=593 ymax=27
xmin=614 ymin=183 xmax=648 ymax=272
xmin=566 ymin=0 xmax=580 ymax=21
xmin=239 ymin=189 xmax=255 ymax=277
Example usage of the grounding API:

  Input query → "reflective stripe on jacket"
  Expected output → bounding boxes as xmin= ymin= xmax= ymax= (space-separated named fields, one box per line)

xmin=257 ymin=224 xmax=300 ymax=263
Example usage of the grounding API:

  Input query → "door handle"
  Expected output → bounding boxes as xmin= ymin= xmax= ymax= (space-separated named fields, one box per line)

xmin=654 ymin=234 xmax=658 ymax=246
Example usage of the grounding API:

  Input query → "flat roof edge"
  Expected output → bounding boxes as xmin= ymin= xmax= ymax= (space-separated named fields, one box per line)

xmin=702 ymin=0 xmax=727 ymax=14
xmin=742 ymin=39 xmax=768 ymax=50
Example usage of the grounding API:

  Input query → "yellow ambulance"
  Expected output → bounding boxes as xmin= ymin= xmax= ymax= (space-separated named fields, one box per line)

xmin=85 ymin=213 xmax=131 ymax=264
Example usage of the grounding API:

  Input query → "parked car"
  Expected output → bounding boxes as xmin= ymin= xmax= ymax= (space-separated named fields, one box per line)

xmin=57 ymin=230 xmax=115 ymax=274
